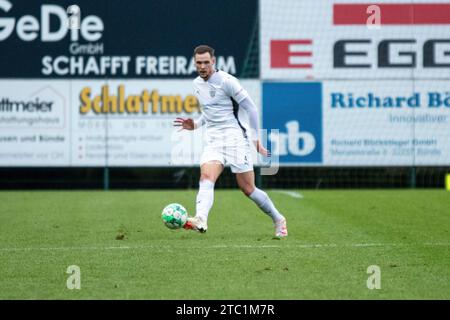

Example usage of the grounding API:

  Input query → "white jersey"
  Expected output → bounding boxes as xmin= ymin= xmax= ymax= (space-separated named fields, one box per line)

xmin=193 ymin=70 xmax=249 ymax=145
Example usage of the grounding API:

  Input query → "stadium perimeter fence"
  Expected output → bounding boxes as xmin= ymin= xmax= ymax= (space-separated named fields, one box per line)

xmin=0 ymin=0 xmax=449 ymax=190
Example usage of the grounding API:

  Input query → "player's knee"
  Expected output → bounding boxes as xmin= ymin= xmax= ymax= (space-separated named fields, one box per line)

xmin=200 ymin=174 xmax=215 ymax=183
xmin=240 ymin=184 xmax=255 ymax=197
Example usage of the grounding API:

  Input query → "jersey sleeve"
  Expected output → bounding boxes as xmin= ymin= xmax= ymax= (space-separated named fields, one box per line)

xmin=224 ymin=75 xmax=249 ymax=103
xmin=239 ymin=97 xmax=260 ymax=142
xmin=194 ymin=113 xmax=206 ymax=128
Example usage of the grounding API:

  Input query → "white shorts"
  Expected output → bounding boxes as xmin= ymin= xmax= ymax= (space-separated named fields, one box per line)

xmin=200 ymin=142 xmax=253 ymax=173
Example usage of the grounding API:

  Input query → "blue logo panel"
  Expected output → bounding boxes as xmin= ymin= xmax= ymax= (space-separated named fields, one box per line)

xmin=263 ymin=82 xmax=322 ymax=163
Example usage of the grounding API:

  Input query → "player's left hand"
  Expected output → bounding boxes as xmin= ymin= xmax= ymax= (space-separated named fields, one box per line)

xmin=255 ymin=140 xmax=271 ymax=157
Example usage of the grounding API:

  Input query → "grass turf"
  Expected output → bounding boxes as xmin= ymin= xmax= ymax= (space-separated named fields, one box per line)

xmin=0 ymin=190 xmax=449 ymax=299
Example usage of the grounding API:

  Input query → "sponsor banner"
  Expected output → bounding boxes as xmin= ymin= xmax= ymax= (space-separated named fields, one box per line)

xmin=263 ymin=83 xmax=323 ymax=164
xmin=0 ymin=80 xmax=70 ymax=165
xmin=262 ymin=81 xmax=450 ymax=166
xmin=324 ymin=80 xmax=450 ymax=166
xmin=261 ymin=0 xmax=450 ymax=79
xmin=0 ymin=0 xmax=256 ymax=78
xmin=71 ymin=80 xmax=201 ymax=166
xmin=0 ymin=79 xmax=261 ymax=166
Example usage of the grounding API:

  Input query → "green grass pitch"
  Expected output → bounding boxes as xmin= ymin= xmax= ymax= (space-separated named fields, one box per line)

xmin=0 ymin=190 xmax=449 ymax=299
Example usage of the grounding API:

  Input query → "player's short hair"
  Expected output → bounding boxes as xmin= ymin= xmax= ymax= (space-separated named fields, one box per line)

xmin=194 ymin=45 xmax=215 ymax=58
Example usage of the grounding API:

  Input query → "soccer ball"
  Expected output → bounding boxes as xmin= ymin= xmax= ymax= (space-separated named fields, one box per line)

xmin=161 ymin=203 xmax=188 ymax=229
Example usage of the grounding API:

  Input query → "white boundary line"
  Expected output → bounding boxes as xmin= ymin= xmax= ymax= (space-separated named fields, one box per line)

xmin=0 ymin=242 xmax=448 ymax=252
xmin=272 ymin=190 xmax=303 ymax=199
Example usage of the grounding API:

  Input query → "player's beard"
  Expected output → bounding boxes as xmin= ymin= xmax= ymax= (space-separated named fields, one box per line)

xmin=199 ymin=68 xmax=213 ymax=80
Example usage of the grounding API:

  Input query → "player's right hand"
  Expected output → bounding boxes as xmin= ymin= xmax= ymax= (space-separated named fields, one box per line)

xmin=174 ymin=118 xmax=195 ymax=131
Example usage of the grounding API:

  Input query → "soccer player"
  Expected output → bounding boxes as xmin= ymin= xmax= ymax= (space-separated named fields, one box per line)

xmin=174 ymin=45 xmax=287 ymax=238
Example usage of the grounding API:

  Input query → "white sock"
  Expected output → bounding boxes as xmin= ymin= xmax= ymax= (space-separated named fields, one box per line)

xmin=195 ymin=179 xmax=215 ymax=221
xmin=249 ymin=188 xmax=284 ymax=223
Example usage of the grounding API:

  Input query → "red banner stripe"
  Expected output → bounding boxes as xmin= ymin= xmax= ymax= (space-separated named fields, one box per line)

xmin=334 ymin=4 xmax=450 ymax=25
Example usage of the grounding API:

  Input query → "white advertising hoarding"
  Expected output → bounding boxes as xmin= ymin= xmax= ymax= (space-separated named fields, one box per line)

xmin=0 ymin=80 xmax=70 ymax=166
xmin=323 ymin=80 xmax=450 ymax=165
xmin=0 ymin=80 xmax=261 ymax=167
xmin=261 ymin=0 xmax=450 ymax=80
xmin=71 ymin=80 xmax=201 ymax=167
